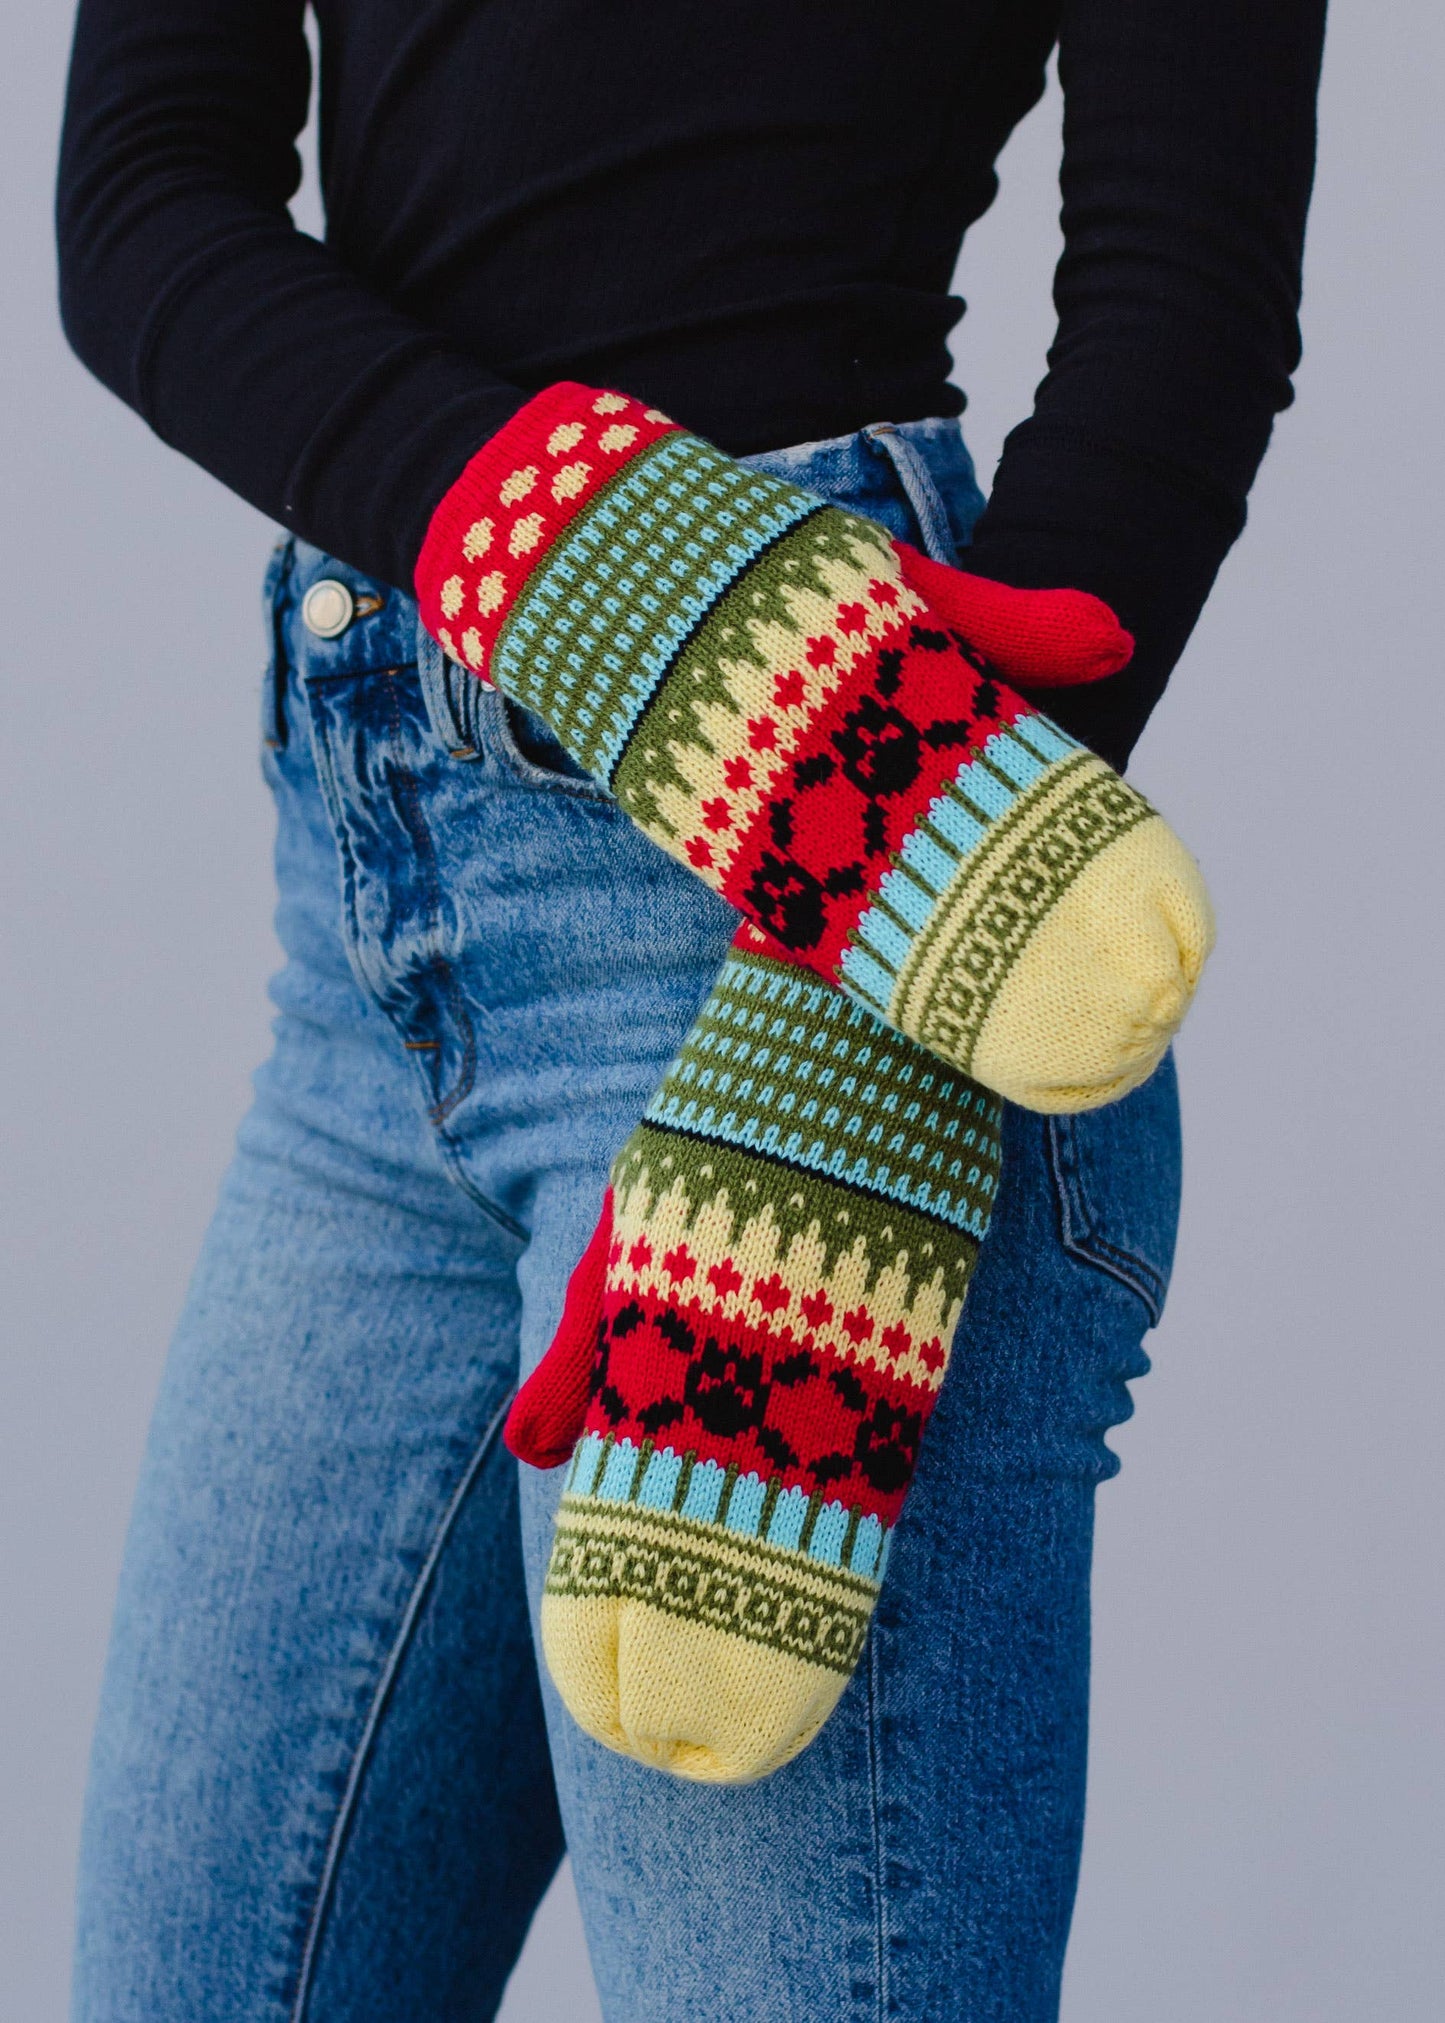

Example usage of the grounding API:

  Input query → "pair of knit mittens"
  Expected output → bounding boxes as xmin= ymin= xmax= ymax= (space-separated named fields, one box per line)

xmin=415 ymin=384 xmax=1214 ymax=1781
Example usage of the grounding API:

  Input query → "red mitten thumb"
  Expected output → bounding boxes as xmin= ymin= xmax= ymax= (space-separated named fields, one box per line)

xmin=504 ymin=1190 xmax=613 ymax=1468
xmin=895 ymin=547 xmax=1133 ymax=689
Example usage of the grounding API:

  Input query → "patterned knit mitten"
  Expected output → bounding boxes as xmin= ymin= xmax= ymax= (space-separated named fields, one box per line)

xmin=506 ymin=922 xmax=1002 ymax=1783
xmin=417 ymin=383 xmax=1213 ymax=1113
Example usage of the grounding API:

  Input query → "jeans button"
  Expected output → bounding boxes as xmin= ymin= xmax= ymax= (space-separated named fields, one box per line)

xmin=301 ymin=579 xmax=355 ymax=638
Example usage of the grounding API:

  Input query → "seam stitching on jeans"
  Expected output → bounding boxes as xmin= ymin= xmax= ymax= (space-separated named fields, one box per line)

xmin=415 ymin=623 xmax=468 ymax=753
xmin=425 ymin=957 xmax=479 ymax=1126
xmin=493 ymin=697 xmax=622 ymax=810
xmin=866 ymin=1629 xmax=887 ymax=2023
xmin=1046 ymin=1118 xmax=1164 ymax=1325
xmin=431 ymin=1132 xmax=529 ymax=1242
xmin=288 ymin=1385 xmax=518 ymax=2021
xmin=380 ymin=669 xmax=446 ymax=922
xmin=295 ymin=682 xmax=398 ymax=1015
xmin=291 ymin=664 xmax=524 ymax=1244
xmin=1075 ymin=1231 xmax=1166 ymax=1321
xmin=376 ymin=672 xmax=480 ymax=1124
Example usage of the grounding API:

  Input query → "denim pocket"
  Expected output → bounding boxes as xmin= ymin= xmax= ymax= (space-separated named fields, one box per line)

xmin=492 ymin=695 xmax=616 ymax=806
xmin=1046 ymin=1051 xmax=1183 ymax=1325
xmin=415 ymin=621 xmax=615 ymax=807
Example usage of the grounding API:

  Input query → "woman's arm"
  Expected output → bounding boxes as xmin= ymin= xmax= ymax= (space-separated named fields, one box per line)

xmin=58 ymin=0 xmax=1326 ymax=726
xmin=964 ymin=0 xmax=1328 ymax=767
xmin=55 ymin=0 xmax=523 ymax=588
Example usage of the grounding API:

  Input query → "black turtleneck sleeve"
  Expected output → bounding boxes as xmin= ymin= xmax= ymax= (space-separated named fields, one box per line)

xmin=966 ymin=0 xmax=1326 ymax=763
xmin=55 ymin=0 xmax=526 ymax=597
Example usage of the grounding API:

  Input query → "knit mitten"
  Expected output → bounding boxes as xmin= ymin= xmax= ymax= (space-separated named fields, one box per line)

xmin=506 ymin=921 xmax=1002 ymax=1783
xmin=417 ymin=384 xmax=1213 ymax=1113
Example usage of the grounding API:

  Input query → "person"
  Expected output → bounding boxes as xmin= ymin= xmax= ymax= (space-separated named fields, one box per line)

xmin=56 ymin=0 xmax=1325 ymax=2016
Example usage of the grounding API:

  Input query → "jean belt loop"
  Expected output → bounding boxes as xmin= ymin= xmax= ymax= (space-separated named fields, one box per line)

xmin=864 ymin=424 xmax=958 ymax=567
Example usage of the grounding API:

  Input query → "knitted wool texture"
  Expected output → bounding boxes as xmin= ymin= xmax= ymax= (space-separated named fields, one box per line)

xmin=506 ymin=923 xmax=1002 ymax=1782
xmin=416 ymin=383 xmax=1214 ymax=1113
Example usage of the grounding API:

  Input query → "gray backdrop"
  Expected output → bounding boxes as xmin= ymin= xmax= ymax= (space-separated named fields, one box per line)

xmin=3 ymin=3 xmax=1441 ymax=2016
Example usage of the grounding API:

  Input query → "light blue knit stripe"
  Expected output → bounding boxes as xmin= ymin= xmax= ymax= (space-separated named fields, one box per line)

xmin=808 ymin=1501 xmax=850 ymax=1568
xmin=639 ymin=937 xmax=998 ymax=1233
xmin=871 ymin=863 xmax=936 ymax=933
xmin=925 ymin=787 xmax=989 ymax=858
xmin=849 ymin=1514 xmax=885 ymax=1578
xmin=1011 ymin=710 xmax=1081 ymax=763
xmin=572 ymin=1435 xmax=893 ymax=1578
xmin=636 ymin=1445 xmax=684 ymax=1512
xmin=568 ymin=1432 xmax=608 ymax=1497
xmin=721 ymin=938 xmax=910 ymax=1036
xmin=598 ymin=1440 xmax=639 ymax=1503
xmin=854 ymin=908 xmax=913 ymax=970
xmin=950 ymin=756 xmax=1016 ymax=822
xmin=724 ymin=1471 xmax=768 ymax=1538
xmin=839 ymin=725 xmax=1074 ymax=1019
xmin=765 ymin=1484 xmax=810 ymax=1551
xmin=642 ymin=1093 xmax=987 ymax=1235
xmin=897 ymin=825 xmax=957 ymax=894
xmin=988 ymin=726 xmax=1049 ymax=789
xmin=680 ymin=1457 xmax=727 ymax=1525
xmin=491 ymin=433 xmax=818 ymax=777
xmin=835 ymin=945 xmax=894 ymax=1015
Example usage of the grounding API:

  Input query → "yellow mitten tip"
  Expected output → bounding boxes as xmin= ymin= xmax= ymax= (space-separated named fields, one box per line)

xmin=968 ymin=816 xmax=1215 ymax=1115
xmin=542 ymin=1593 xmax=848 ymax=1785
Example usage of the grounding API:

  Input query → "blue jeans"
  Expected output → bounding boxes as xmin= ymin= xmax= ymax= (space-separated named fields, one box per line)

xmin=72 ymin=419 xmax=1181 ymax=2022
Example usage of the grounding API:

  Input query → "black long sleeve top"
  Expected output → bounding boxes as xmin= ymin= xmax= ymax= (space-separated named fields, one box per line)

xmin=56 ymin=0 xmax=1325 ymax=766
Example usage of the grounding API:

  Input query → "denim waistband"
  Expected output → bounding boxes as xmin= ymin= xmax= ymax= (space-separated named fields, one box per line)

xmin=264 ymin=415 xmax=986 ymax=748
xmin=745 ymin=414 xmax=984 ymax=562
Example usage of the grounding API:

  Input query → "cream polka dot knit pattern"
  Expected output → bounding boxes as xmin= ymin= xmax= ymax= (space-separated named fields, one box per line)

xmin=416 ymin=383 xmax=1214 ymax=1111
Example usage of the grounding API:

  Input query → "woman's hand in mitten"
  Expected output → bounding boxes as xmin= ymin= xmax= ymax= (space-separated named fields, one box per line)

xmin=422 ymin=386 xmax=1206 ymax=1116
xmin=417 ymin=385 xmax=1213 ymax=1113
